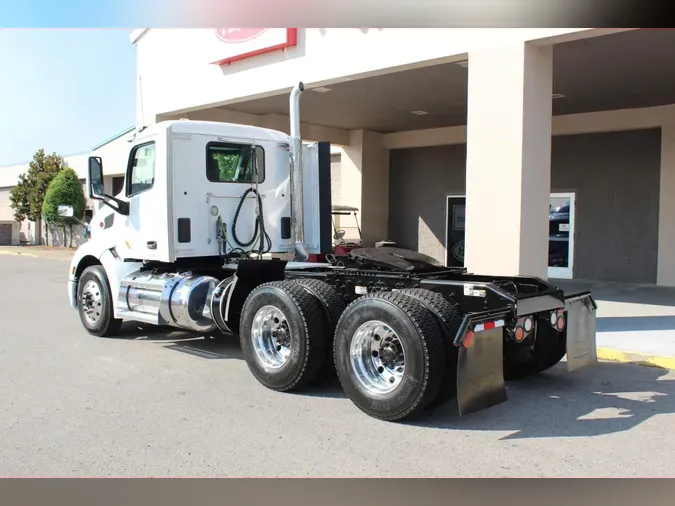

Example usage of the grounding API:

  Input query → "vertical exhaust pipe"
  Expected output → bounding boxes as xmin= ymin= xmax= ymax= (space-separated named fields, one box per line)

xmin=289 ymin=81 xmax=309 ymax=262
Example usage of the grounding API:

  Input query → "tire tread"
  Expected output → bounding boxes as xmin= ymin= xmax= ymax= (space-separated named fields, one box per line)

xmin=293 ymin=278 xmax=346 ymax=384
xmin=240 ymin=280 xmax=329 ymax=392
xmin=334 ymin=291 xmax=447 ymax=421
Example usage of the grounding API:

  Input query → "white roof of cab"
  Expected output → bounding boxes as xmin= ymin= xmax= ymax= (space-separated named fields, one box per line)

xmin=162 ymin=120 xmax=290 ymax=144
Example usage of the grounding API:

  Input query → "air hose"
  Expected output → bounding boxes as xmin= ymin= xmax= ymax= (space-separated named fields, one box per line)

xmin=231 ymin=187 xmax=272 ymax=258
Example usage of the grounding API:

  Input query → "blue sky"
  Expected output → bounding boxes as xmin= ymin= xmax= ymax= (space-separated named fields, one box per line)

xmin=0 ymin=29 xmax=136 ymax=166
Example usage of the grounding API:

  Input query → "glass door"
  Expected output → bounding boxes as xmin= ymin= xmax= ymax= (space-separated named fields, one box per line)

xmin=547 ymin=192 xmax=576 ymax=279
xmin=445 ymin=195 xmax=466 ymax=267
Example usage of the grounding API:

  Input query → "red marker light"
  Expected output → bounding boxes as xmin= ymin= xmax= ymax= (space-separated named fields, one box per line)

xmin=463 ymin=331 xmax=474 ymax=348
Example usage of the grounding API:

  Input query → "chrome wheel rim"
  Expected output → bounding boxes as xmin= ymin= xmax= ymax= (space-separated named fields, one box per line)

xmin=81 ymin=280 xmax=103 ymax=325
xmin=251 ymin=305 xmax=292 ymax=369
xmin=349 ymin=320 xmax=406 ymax=395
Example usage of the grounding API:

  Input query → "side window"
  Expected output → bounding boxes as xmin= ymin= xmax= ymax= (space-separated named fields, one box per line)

xmin=206 ymin=142 xmax=265 ymax=184
xmin=127 ymin=142 xmax=156 ymax=197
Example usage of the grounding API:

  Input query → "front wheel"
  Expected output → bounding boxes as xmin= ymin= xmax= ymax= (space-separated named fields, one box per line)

xmin=77 ymin=265 xmax=123 ymax=337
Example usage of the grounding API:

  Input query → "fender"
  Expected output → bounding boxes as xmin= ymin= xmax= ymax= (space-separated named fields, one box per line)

xmin=67 ymin=240 xmax=143 ymax=313
xmin=221 ymin=259 xmax=287 ymax=334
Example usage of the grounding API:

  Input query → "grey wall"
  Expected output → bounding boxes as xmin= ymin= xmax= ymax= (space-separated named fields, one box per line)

xmin=388 ymin=128 xmax=662 ymax=283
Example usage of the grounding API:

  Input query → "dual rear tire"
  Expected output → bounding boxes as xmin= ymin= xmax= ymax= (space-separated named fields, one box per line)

xmin=239 ymin=281 xmax=453 ymax=421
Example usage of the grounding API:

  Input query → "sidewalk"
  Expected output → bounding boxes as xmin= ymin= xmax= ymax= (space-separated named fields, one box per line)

xmin=554 ymin=278 xmax=675 ymax=369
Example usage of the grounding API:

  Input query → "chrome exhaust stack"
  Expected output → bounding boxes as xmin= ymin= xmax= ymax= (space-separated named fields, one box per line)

xmin=289 ymin=81 xmax=309 ymax=262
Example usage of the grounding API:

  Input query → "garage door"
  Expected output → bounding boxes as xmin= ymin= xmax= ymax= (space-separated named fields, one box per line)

xmin=0 ymin=223 xmax=12 ymax=245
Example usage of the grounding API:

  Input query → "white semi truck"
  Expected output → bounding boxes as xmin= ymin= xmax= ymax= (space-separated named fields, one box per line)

xmin=67 ymin=82 xmax=598 ymax=422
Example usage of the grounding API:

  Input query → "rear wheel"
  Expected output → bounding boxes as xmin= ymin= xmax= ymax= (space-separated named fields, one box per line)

xmin=294 ymin=278 xmax=346 ymax=384
xmin=333 ymin=292 xmax=447 ymax=421
xmin=397 ymin=288 xmax=463 ymax=408
xmin=77 ymin=265 xmax=123 ymax=337
xmin=239 ymin=280 xmax=330 ymax=392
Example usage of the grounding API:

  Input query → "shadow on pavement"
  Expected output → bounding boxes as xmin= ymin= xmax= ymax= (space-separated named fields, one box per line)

xmin=553 ymin=278 xmax=675 ymax=308
xmin=413 ymin=361 xmax=674 ymax=439
xmin=107 ymin=325 xmax=675 ymax=432
xmin=596 ymin=315 xmax=675 ymax=332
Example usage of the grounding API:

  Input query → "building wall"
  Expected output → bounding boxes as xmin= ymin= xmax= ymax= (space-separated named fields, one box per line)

xmin=133 ymin=28 xmax=603 ymax=124
xmin=388 ymin=129 xmax=662 ymax=283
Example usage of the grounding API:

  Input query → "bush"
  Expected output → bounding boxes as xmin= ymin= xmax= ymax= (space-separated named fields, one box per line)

xmin=42 ymin=167 xmax=86 ymax=247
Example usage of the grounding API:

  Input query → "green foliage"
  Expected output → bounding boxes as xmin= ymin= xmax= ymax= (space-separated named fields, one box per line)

xmin=211 ymin=150 xmax=241 ymax=181
xmin=42 ymin=167 xmax=86 ymax=228
xmin=9 ymin=149 xmax=66 ymax=223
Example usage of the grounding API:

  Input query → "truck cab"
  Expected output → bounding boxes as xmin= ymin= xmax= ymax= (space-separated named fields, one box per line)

xmin=85 ymin=120 xmax=329 ymax=264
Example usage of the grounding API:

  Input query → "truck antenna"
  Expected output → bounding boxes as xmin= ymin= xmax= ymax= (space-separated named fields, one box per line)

xmin=135 ymin=75 xmax=147 ymax=136
xmin=289 ymin=81 xmax=308 ymax=262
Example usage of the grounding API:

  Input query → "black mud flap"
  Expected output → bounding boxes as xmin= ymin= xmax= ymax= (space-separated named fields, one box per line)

xmin=564 ymin=291 xmax=598 ymax=372
xmin=452 ymin=311 xmax=511 ymax=416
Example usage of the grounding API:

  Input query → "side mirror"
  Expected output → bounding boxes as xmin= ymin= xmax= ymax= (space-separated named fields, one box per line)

xmin=88 ymin=156 xmax=105 ymax=200
xmin=86 ymin=155 xmax=130 ymax=216
xmin=57 ymin=205 xmax=74 ymax=218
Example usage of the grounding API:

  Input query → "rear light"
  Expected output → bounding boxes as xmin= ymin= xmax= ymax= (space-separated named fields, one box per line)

xmin=549 ymin=309 xmax=565 ymax=332
xmin=513 ymin=316 xmax=534 ymax=342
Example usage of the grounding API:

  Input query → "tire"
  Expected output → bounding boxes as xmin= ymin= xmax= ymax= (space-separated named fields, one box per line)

xmin=294 ymin=278 xmax=346 ymax=384
xmin=503 ymin=318 xmax=566 ymax=380
xmin=397 ymin=288 xmax=463 ymax=408
xmin=76 ymin=265 xmax=123 ymax=337
xmin=333 ymin=291 xmax=447 ymax=422
xmin=239 ymin=280 xmax=330 ymax=392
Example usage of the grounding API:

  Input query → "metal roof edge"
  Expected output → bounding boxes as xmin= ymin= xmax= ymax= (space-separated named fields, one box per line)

xmin=90 ymin=126 xmax=135 ymax=151
xmin=130 ymin=29 xmax=150 ymax=45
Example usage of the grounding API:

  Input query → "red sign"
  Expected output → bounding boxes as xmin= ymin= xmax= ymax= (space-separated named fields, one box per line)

xmin=215 ymin=28 xmax=268 ymax=43
xmin=211 ymin=28 xmax=298 ymax=66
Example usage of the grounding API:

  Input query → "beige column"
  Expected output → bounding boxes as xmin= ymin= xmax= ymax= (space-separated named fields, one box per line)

xmin=657 ymin=123 xmax=675 ymax=286
xmin=341 ymin=130 xmax=390 ymax=247
xmin=464 ymin=42 xmax=553 ymax=278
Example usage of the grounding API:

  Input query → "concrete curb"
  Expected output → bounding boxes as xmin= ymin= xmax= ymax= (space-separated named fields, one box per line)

xmin=597 ymin=347 xmax=675 ymax=370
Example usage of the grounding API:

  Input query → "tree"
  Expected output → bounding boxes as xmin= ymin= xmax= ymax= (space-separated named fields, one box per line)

xmin=42 ymin=167 xmax=86 ymax=247
xmin=9 ymin=149 xmax=66 ymax=245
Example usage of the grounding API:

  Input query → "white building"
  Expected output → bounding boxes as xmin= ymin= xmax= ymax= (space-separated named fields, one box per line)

xmin=3 ymin=27 xmax=675 ymax=288
xmin=0 ymin=127 xmax=135 ymax=246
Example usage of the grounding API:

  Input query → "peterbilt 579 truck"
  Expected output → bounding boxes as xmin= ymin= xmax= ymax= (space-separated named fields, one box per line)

xmin=67 ymin=82 xmax=598 ymax=422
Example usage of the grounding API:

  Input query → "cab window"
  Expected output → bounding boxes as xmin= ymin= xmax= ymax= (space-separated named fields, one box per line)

xmin=206 ymin=142 xmax=265 ymax=184
xmin=127 ymin=142 xmax=156 ymax=197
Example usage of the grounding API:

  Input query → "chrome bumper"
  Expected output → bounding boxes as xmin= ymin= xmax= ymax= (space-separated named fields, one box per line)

xmin=68 ymin=280 xmax=77 ymax=309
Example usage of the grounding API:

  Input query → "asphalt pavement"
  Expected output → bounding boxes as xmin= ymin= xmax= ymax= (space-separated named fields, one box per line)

xmin=1 ymin=252 xmax=674 ymax=477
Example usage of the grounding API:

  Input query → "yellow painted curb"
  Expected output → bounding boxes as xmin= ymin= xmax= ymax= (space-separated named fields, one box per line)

xmin=0 ymin=250 xmax=38 ymax=258
xmin=597 ymin=347 xmax=675 ymax=370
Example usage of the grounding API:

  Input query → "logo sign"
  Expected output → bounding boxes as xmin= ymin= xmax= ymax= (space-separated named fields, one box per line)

xmin=215 ymin=28 xmax=268 ymax=43
xmin=452 ymin=240 xmax=465 ymax=263
xmin=211 ymin=28 xmax=298 ymax=66
xmin=452 ymin=205 xmax=465 ymax=231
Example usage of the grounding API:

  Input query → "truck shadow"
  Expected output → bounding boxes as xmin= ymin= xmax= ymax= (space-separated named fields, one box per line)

xmin=108 ymin=324 xmax=675 ymax=436
xmin=596 ymin=314 xmax=675 ymax=332
xmin=110 ymin=322 xmax=244 ymax=360
xmin=412 ymin=361 xmax=675 ymax=440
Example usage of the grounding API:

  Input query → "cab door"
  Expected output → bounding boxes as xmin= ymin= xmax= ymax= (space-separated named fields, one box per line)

xmin=123 ymin=136 xmax=171 ymax=262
